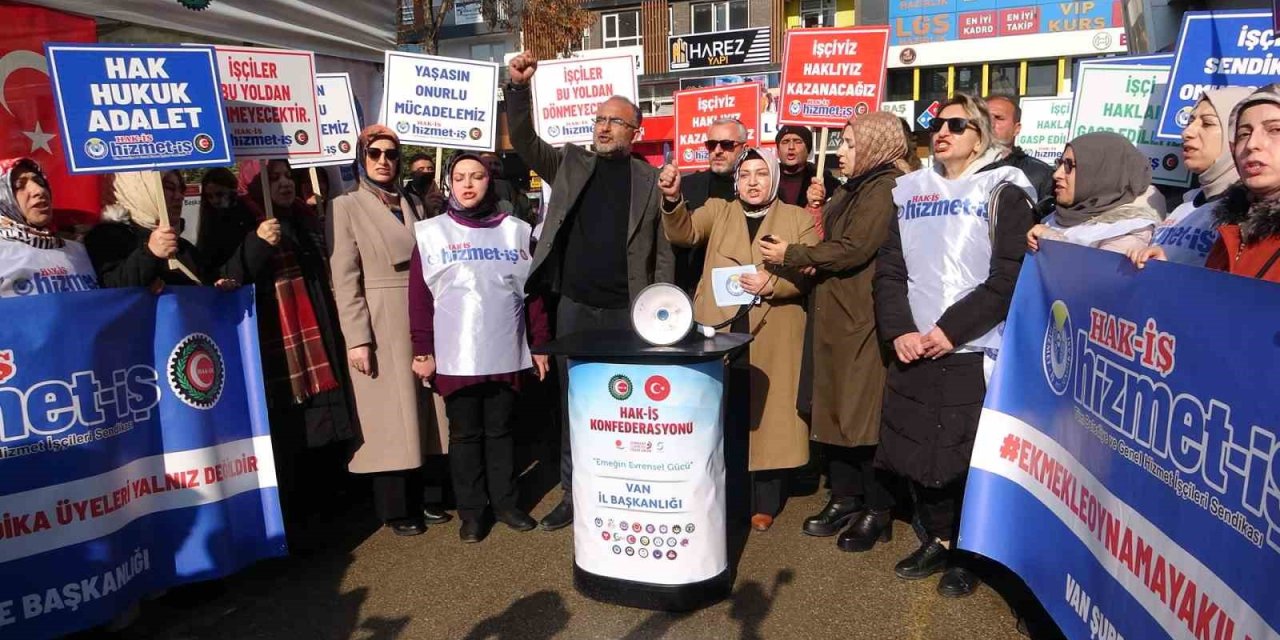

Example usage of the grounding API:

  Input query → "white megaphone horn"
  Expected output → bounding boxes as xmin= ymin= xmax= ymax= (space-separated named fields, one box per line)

xmin=631 ymin=283 xmax=758 ymax=346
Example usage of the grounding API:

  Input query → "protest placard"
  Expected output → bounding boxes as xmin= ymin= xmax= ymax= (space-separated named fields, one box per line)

xmin=532 ymin=53 xmax=638 ymax=147
xmin=292 ymin=73 xmax=358 ymax=169
xmin=1015 ymin=96 xmax=1072 ymax=164
xmin=214 ymin=45 xmax=321 ymax=159
xmin=673 ymin=84 xmax=761 ymax=170
xmin=777 ymin=27 xmax=890 ymax=128
xmin=381 ymin=51 xmax=499 ymax=152
xmin=1156 ymin=10 xmax=1277 ymax=141
xmin=1070 ymin=62 xmax=1191 ymax=188
xmin=45 ymin=44 xmax=231 ymax=173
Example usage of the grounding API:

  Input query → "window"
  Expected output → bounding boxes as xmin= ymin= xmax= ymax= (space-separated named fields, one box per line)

xmin=691 ymin=0 xmax=747 ymax=33
xmin=800 ymin=0 xmax=836 ymax=27
xmin=603 ymin=10 xmax=641 ymax=48
xmin=573 ymin=27 xmax=589 ymax=52
xmin=400 ymin=0 xmax=415 ymax=25
xmin=1025 ymin=60 xmax=1058 ymax=97
xmin=953 ymin=65 xmax=982 ymax=96
xmin=920 ymin=67 xmax=948 ymax=102
xmin=470 ymin=42 xmax=509 ymax=63
xmin=988 ymin=63 xmax=1019 ymax=96
xmin=887 ymin=69 xmax=913 ymax=101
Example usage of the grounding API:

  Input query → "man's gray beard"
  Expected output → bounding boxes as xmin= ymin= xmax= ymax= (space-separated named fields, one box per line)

xmin=592 ymin=142 xmax=631 ymax=158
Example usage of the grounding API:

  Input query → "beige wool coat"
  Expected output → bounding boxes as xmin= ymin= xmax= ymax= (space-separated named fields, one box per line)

xmin=663 ymin=198 xmax=818 ymax=471
xmin=327 ymin=188 xmax=447 ymax=474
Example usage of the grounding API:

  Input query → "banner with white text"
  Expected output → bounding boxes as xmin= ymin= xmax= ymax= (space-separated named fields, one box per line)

xmin=959 ymin=241 xmax=1280 ymax=640
xmin=0 ymin=287 xmax=284 ymax=639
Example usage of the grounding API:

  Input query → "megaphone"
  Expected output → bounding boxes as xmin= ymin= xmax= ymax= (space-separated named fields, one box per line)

xmin=631 ymin=283 xmax=716 ymax=346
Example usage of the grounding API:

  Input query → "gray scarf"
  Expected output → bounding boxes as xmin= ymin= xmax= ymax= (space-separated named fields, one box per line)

xmin=1054 ymin=132 xmax=1151 ymax=228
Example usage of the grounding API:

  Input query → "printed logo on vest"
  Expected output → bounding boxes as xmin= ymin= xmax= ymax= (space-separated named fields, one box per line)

xmin=168 ymin=333 xmax=226 ymax=410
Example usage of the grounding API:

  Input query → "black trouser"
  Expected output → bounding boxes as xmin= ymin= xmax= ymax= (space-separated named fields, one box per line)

xmin=369 ymin=456 xmax=449 ymax=523
xmin=914 ymin=479 xmax=967 ymax=542
xmin=826 ymin=444 xmax=894 ymax=511
xmin=554 ymin=296 xmax=632 ymax=499
xmin=445 ymin=382 xmax=519 ymax=521
xmin=752 ymin=470 xmax=788 ymax=517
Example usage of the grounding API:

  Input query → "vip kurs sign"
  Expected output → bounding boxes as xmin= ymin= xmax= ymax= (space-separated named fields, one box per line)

xmin=668 ymin=27 xmax=770 ymax=72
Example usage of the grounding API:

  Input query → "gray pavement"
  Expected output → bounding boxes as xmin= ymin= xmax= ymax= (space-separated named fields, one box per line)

xmin=106 ymin=476 xmax=1037 ymax=640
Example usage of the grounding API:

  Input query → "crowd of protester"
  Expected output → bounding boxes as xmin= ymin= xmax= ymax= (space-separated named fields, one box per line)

xmin=3 ymin=42 xmax=1278 ymax=633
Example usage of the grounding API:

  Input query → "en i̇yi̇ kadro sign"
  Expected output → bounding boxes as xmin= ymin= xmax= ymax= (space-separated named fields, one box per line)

xmin=532 ymin=53 xmax=638 ymax=147
xmin=45 ymin=44 xmax=232 ymax=174
xmin=673 ymin=83 xmax=761 ymax=170
xmin=1070 ymin=61 xmax=1191 ymax=188
xmin=214 ymin=45 xmax=322 ymax=160
xmin=777 ymin=27 xmax=890 ymax=128
xmin=380 ymin=51 xmax=499 ymax=152
xmin=292 ymin=73 xmax=359 ymax=169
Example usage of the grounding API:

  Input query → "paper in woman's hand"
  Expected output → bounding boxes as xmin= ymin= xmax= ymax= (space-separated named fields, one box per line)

xmin=712 ymin=265 xmax=758 ymax=307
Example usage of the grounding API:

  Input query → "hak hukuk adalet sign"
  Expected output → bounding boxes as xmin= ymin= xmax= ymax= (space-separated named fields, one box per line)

xmin=777 ymin=27 xmax=890 ymax=129
xmin=44 ymin=44 xmax=232 ymax=173
xmin=213 ymin=45 xmax=322 ymax=160
xmin=381 ymin=51 xmax=499 ymax=152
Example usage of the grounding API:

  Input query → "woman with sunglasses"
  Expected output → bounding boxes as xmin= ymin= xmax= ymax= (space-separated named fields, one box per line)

xmin=328 ymin=125 xmax=448 ymax=537
xmin=757 ymin=112 xmax=908 ymax=551
xmin=874 ymin=94 xmax=1036 ymax=597
xmin=408 ymin=153 xmax=551 ymax=543
xmin=659 ymin=147 xmax=819 ymax=532
xmin=1128 ymin=88 xmax=1253 ymax=268
xmin=1026 ymin=132 xmax=1165 ymax=255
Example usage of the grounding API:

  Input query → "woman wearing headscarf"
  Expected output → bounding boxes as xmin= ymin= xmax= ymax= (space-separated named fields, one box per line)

xmin=0 ymin=157 xmax=98 ymax=297
xmin=1197 ymin=84 xmax=1280 ymax=282
xmin=86 ymin=170 xmax=279 ymax=289
xmin=1026 ymin=132 xmax=1165 ymax=255
xmin=757 ymin=112 xmax=906 ymax=551
xmin=875 ymin=94 xmax=1036 ymax=597
xmin=408 ymin=152 xmax=551 ymax=543
xmin=659 ymin=147 xmax=819 ymax=532
xmin=1128 ymin=89 xmax=1252 ymax=269
xmin=196 ymin=167 xmax=258 ymax=272
xmin=328 ymin=125 xmax=449 ymax=536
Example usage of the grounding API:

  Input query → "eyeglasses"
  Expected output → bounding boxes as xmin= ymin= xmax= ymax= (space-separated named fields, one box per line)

xmin=1055 ymin=156 xmax=1077 ymax=174
xmin=594 ymin=116 xmax=637 ymax=129
xmin=704 ymin=139 xmax=742 ymax=152
xmin=366 ymin=148 xmax=400 ymax=162
xmin=927 ymin=117 xmax=976 ymax=135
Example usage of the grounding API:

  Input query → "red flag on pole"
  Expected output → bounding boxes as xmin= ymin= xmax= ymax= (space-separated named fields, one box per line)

xmin=0 ymin=3 xmax=101 ymax=227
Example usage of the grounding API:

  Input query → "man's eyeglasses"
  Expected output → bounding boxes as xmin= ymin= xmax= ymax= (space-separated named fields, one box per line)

xmin=366 ymin=148 xmax=400 ymax=162
xmin=704 ymin=139 xmax=742 ymax=152
xmin=1055 ymin=156 xmax=1077 ymax=174
xmin=594 ymin=116 xmax=637 ymax=129
xmin=927 ymin=117 xmax=976 ymax=135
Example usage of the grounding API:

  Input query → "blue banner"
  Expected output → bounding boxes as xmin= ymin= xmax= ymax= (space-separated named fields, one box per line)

xmin=959 ymin=241 xmax=1280 ymax=640
xmin=0 ymin=287 xmax=284 ymax=639
xmin=45 ymin=43 xmax=232 ymax=174
xmin=1156 ymin=10 xmax=1278 ymax=141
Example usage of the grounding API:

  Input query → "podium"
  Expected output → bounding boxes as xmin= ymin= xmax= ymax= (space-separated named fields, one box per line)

xmin=535 ymin=330 xmax=751 ymax=612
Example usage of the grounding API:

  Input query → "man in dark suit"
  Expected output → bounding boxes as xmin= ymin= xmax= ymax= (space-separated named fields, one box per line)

xmin=506 ymin=50 xmax=674 ymax=531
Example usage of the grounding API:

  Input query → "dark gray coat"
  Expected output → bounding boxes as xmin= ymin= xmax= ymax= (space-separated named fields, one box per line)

xmin=505 ymin=83 xmax=673 ymax=298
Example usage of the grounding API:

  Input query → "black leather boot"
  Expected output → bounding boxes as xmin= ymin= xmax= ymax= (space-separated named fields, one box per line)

xmin=894 ymin=538 xmax=948 ymax=580
xmin=937 ymin=558 xmax=982 ymax=598
xmin=539 ymin=499 xmax=573 ymax=531
xmin=836 ymin=509 xmax=892 ymax=552
xmin=801 ymin=496 xmax=864 ymax=537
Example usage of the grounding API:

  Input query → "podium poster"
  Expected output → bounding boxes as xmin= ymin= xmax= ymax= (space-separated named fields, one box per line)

xmin=959 ymin=242 xmax=1280 ymax=640
xmin=568 ymin=360 xmax=726 ymax=585
xmin=0 ymin=287 xmax=285 ymax=639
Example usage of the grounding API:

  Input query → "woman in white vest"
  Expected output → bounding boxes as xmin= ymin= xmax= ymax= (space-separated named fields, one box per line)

xmin=1129 ymin=88 xmax=1253 ymax=268
xmin=408 ymin=152 xmax=551 ymax=544
xmin=0 ymin=157 xmax=97 ymax=298
xmin=659 ymin=147 xmax=819 ymax=533
xmin=874 ymin=94 xmax=1036 ymax=598
xmin=1026 ymin=132 xmax=1165 ymax=254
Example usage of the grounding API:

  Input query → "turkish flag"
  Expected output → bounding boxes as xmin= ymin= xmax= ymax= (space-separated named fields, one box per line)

xmin=0 ymin=3 xmax=100 ymax=227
